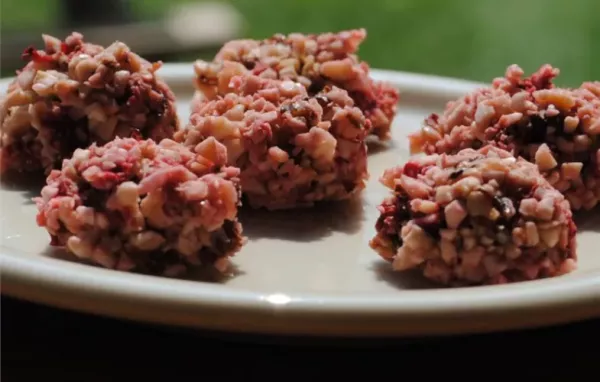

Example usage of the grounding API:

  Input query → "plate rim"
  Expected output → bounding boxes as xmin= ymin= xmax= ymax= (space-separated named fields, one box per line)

xmin=2 ymin=64 xmax=599 ymax=337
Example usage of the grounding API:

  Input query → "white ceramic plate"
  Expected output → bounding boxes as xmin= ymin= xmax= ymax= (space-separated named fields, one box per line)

xmin=1 ymin=64 xmax=599 ymax=337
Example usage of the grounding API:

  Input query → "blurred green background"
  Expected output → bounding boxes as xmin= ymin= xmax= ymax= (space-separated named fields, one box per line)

xmin=1 ymin=0 xmax=597 ymax=86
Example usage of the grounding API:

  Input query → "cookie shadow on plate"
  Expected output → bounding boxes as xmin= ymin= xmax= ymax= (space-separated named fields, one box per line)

xmin=574 ymin=208 xmax=600 ymax=232
xmin=0 ymin=170 xmax=45 ymax=205
xmin=42 ymin=245 xmax=243 ymax=284
xmin=182 ymin=262 xmax=245 ymax=283
xmin=370 ymin=260 xmax=443 ymax=290
xmin=366 ymin=136 xmax=394 ymax=155
xmin=238 ymin=195 xmax=365 ymax=242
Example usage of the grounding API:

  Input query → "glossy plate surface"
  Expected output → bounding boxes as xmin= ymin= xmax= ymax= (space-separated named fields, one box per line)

xmin=1 ymin=64 xmax=599 ymax=337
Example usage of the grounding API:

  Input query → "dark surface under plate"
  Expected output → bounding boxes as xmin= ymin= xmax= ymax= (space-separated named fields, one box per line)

xmin=1 ymin=295 xmax=599 ymax=381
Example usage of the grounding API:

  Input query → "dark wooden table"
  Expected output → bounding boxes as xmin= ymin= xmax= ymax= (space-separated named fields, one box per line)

xmin=2 ymin=295 xmax=599 ymax=381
